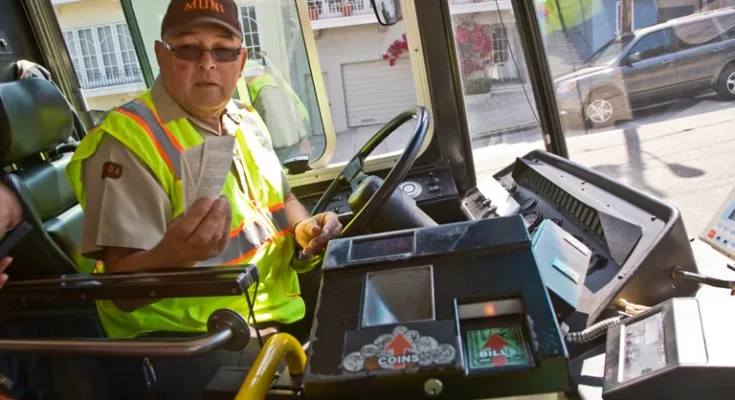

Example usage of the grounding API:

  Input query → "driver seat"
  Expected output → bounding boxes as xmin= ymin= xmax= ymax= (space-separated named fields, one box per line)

xmin=0 ymin=78 xmax=94 ymax=278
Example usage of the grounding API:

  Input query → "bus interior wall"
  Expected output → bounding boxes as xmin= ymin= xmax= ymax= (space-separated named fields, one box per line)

xmin=0 ymin=0 xmax=45 ymax=84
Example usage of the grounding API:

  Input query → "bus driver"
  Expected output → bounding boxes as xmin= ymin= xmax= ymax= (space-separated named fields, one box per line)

xmin=65 ymin=0 xmax=341 ymax=395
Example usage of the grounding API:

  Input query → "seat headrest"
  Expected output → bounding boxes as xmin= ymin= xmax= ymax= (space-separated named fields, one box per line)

xmin=0 ymin=78 xmax=73 ymax=166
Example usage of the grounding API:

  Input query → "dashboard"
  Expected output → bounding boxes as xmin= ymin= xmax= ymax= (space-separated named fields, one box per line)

xmin=462 ymin=151 xmax=700 ymax=330
xmin=299 ymin=165 xmax=460 ymax=223
xmin=298 ymin=152 xmax=699 ymax=332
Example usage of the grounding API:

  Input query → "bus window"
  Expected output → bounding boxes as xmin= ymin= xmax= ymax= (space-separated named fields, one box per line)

xmin=52 ymin=1 xmax=147 ymax=120
xmin=534 ymin=1 xmax=735 ymax=235
xmin=53 ymin=0 xmax=430 ymax=174
xmin=448 ymin=1 xmax=545 ymax=178
xmin=451 ymin=0 xmax=735 ymax=237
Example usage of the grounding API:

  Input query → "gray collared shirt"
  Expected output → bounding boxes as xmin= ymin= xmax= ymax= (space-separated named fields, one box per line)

xmin=80 ymin=77 xmax=290 ymax=259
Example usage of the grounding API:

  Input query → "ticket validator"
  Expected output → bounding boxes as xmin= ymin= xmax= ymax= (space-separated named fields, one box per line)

xmin=303 ymin=216 xmax=569 ymax=399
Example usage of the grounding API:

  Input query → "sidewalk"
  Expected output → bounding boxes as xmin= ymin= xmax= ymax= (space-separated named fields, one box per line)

xmin=464 ymin=85 xmax=541 ymax=141
xmin=280 ymin=85 xmax=563 ymax=165
xmin=473 ymin=105 xmax=735 ymax=236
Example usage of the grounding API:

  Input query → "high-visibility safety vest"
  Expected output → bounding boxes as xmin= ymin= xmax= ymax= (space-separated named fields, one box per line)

xmin=247 ymin=73 xmax=310 ymax=123
xmin=66 ymin=90 xmax=305 ymax=339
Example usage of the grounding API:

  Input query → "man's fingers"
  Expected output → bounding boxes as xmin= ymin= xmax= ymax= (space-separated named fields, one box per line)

xmin=215 ymin=204 xmax=232 ymax=255
xmin=171 ymin=197 xmax=216 ymax=239
xmin=6 ymin=206 xmax=21 ymax=230
xmin=0 ymin=257 xmax=11 ymax=288
xmin=330 ymin=224 xmax=343 ymax=238
xmin=0 ymin=186 xmax=21 ymax=231
xmin=188 ymin=197 xmax=229 ymax=248
xmin=320 ymin=213 xmax=342 ymax=237
xmin=0 ymin=257 xmax=12 ymax=273
xmin=309 ymin=228 xmax=340 ymax=252
xmin=309 ymin=236 xmax=330 ymax=252
xmin=300 ymin=213 xmax=342 ymax=255
xmin=304 ymin=219 xmax=321 ymax=236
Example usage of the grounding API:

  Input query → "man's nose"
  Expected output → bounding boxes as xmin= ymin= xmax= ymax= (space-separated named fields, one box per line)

xmin=198 ymin=50 xmax=217 ymax=70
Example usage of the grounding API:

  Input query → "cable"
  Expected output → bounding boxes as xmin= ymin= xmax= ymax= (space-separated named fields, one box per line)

xmin=493 ymin=0 xmax=541 ymax=127
xmin=565 ymin=316 xmax=624 ymax=344
xmin=245 ymin=277 xmax=264 ymax=348
xmin=616 ymin=299 xmax=650 ymax=316
xmin=671 ymin=265 xmax=735 ymax=294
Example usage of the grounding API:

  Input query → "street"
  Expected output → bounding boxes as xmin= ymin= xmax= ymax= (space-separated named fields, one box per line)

xmin=473 ymin=93 xmax=735 ymax=238
xmin=303 ymin=89 xmax=735 ymax=238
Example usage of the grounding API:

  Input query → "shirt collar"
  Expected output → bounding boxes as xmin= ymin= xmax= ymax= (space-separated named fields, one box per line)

xmin=151 ymin=76 xmax=234 ymax=136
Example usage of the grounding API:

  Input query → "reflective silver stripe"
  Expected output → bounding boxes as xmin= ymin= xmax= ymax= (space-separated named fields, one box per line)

xmin=117 ymin=100 xmax=182 ymax=179
xmin=270 ymin=207 xmax=290 ymax=233
xmin=200 ymin=220 xmax=272 ymax=267
xmin=198 ymin=208 xmax=292 ymax=267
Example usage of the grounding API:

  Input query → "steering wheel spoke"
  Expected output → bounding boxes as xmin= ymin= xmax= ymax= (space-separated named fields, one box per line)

xmin=310 ymin=107 xmax=431 ymax=237
xmin=341 ymin=157 xmax=365 ymax=184
xmin=349 ymin=172 xmax=370 ymax=192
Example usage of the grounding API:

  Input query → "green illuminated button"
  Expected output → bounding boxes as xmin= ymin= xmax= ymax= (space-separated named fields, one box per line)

xmin=466 ymin=326 xmax=531 ymax=370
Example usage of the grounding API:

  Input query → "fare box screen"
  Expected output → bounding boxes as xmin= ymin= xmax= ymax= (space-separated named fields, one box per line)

xmin=352 ymin=234 xmax=415 ymax=260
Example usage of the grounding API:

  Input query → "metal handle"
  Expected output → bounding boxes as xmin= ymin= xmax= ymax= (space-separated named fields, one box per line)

xmin=0 ymin=309 xmax=251 ymax=357
xmin=235 ymin=333 xmax=306 ymax=400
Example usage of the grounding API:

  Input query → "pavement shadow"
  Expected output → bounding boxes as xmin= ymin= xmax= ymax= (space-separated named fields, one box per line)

xmin=591 ymin=127 xmax=707 ymax=199
xmin=590 ymin=128 xmax=667 ymax=199
xmin=619 ymin=93 xmax=733 ymax=130
xmin=654 ymin=159 xmax=706 ymax=178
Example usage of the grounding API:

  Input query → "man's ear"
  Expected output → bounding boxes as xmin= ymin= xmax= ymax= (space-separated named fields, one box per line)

xmin=154 ymin=40 xmax=168 ymax=69
xmin=238 ymin=47 xmax=248 ymax=74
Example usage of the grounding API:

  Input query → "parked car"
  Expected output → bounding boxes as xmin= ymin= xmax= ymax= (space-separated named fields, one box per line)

xmin=555 ymin=7 xmax=735 ymax=129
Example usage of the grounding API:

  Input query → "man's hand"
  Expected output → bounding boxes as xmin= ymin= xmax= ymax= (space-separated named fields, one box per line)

xmin=0 ymin=257 xmax=12 ymax=289
xmin=0 ymin=184 xmax=22 ymax=234
xmin=294 ymin=212 xmax=342 ymax=256
xmin=158 ymin=195 xmax=232 ymax=265
xmin=0 ymin=184 xmax=22 ymax=288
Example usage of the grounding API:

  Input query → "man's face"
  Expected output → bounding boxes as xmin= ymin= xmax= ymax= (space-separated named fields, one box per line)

xmin=155 ymin=24 xmax=247 ymax=118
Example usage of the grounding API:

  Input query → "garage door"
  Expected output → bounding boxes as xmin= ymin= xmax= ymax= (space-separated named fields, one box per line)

xmin=342 ymin=58 xmax=417 ymax=128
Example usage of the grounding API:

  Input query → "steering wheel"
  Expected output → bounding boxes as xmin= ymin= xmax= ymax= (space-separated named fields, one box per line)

xmin=311 ymin=107 xmax=430 ymax=238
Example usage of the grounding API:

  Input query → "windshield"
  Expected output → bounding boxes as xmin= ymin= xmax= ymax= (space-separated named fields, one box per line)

xmin=586 ymin=34 xmax=634 ymax=67
xmin=450 ymin=1 xmax=735 ymax=236
xmin=51 ymin=0 xmax=429 ymax=171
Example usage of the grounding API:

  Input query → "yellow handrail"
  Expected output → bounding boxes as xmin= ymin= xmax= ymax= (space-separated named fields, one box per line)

xmin=235 ymin=333 xmax=307 ymax=400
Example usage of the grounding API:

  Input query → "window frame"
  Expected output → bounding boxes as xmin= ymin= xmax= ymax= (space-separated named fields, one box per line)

xmin=63 ymin=22 xmax=143 ymax=89
xmin=237 ymin=3 xmax=265 ymax=65
xmin=289 ymin=0 xmax=435 ymax=184
xmin=116 ymin=24 xmax=141 ymax=77
xmin=627 ymin=28 xmax=675 ymax=62
xmin=715 ymin=12 xmax=735 ymax=40
xmin=672 ymin=18 xmax=725 ymax=52
xmin=491 ymin=24 xmax=509 ymax=64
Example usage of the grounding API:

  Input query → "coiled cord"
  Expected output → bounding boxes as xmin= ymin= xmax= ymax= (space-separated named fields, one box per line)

xmin=565 ymin=316 xmax=624 ymax=344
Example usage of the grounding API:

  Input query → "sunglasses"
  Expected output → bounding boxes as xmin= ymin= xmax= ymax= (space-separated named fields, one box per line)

xmin=161 ymin=41 xmax=243 ymax=63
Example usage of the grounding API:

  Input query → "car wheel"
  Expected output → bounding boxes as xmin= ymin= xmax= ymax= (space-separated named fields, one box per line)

xmin=715 ymin=65 xmax=735 ymax=100
xmin=585 ymin=91 xmax=621 ymax=129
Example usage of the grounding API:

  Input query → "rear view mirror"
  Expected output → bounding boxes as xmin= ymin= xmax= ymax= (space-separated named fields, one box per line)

xmin=628 ymin=52 xmax=642 ymax=63
xmin=371 ymin=0 xmax=402 ymax=26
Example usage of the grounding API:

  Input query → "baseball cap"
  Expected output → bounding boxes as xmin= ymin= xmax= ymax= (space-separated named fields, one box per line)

xmin=161 ymin=0 xmax=243 ymax=41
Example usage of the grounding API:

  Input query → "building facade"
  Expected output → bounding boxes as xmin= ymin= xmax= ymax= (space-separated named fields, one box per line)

xmin=51 ymin=0 xmax=524 ymax=134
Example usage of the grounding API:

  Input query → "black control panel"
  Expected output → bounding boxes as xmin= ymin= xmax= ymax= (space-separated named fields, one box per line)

xmin=305 ymin=217 xmax=569 ymax=399
xmin=461 ymin=174 xmax=520 ymax=220
xmin=484 ymin=151 xmax=699 ymax=332
xmin=300 ymin=166 xmax=458 ymax=218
